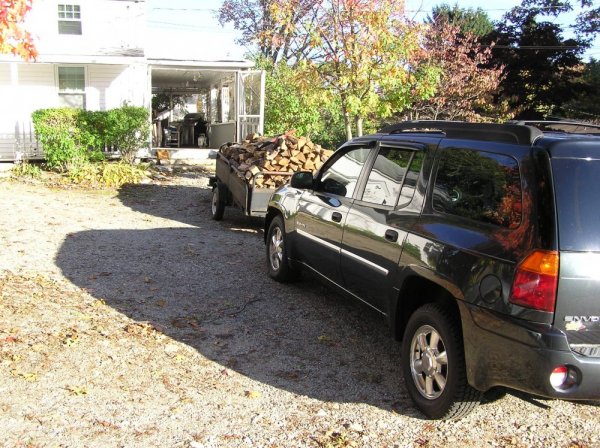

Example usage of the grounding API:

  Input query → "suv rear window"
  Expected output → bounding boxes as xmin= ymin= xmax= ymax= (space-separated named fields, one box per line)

xmin=552 ymin=158 xmax=600 ymax=251
xmin=433 ymin=149 xmax=522 ymax=229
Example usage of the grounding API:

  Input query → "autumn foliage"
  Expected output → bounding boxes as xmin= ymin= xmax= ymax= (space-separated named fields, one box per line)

xmin=405 ymin=20 xmax=509 ymax=122
xmin=0 ymin=0 xmax=37 ymax=60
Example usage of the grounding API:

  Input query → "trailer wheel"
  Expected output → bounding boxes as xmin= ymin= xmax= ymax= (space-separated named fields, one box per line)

xmin=211 ymin=182 xmax=226 ymax=221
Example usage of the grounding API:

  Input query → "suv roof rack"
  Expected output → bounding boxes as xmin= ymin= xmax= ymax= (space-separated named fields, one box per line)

xmin=379 ymin=121 xmax=542 ymax=145
xmin=508 ymin=120 xmax=600 ymax=135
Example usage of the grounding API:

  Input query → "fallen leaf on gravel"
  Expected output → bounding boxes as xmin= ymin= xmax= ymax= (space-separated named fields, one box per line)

xmin=95 ymin=419 xmax=120 ymax=429
xmin=317 ymin=431 xmax=357 ymax=448
xmin=156 ymin=299 xmax=166 ymax=307
xmin=171 ymin=318 xmax=189 ymax=328
xmin=144 ymin=276 xmax=153 ymax=283
xmin=124 ymin=322 xmax=161 ymax=338
xmin=11 ymin=370 xmax=38 ymax=382
xmin=1 ymin=336 xmax=18 ymax=344
xmin=92 ymin=299 xmax=106 ymax=307
xmin=244 ymin=390 xmax=261 ymax=399
xmin=66 ymin=385 xmax=88 ymax=396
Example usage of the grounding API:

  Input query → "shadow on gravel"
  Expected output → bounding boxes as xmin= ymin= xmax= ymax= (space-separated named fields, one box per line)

xmin=56 ymin=185 xmax=423 ymax=417
xmin=118 ymin=184 xmax=209 ymax=228
xmin=118 ymin=183 xmax=265 ymax=233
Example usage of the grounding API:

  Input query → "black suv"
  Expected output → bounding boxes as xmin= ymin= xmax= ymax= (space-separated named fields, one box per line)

xmin=263 ymin=121 xmax=600 ymax=419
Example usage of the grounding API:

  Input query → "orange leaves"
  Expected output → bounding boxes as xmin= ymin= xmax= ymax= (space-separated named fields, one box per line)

xmin=0 ymin=0 xmax=37 ymax=60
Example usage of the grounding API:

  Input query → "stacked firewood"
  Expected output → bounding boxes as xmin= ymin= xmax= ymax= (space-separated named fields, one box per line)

xmin=219 ymin=132 xmax=333 ymax=188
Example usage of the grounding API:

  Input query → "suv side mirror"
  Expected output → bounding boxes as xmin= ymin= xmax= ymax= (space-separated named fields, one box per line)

xmin=290 ymin=172 xmax=314 ymax=189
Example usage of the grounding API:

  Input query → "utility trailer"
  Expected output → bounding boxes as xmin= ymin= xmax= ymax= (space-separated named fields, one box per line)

xmin=209 ymin=153 xmax=292 ymax=221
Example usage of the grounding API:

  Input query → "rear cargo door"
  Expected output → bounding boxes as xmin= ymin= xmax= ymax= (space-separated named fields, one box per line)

xmin=552 ymin=155 xmax=600 ymax=357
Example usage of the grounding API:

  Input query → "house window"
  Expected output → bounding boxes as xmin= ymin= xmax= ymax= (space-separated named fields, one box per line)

xmin=58 ymin=67 xmax=86 ymax=109
xmin=58 ymin=4 xmax=82 ymax=35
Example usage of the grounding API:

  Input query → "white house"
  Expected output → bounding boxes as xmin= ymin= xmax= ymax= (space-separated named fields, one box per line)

xmin=0 ymin=0 xmax=264 ymax=161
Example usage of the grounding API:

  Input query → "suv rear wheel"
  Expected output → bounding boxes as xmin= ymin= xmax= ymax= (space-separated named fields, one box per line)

xmin=401 ymin=303 xmax=482 ymax=419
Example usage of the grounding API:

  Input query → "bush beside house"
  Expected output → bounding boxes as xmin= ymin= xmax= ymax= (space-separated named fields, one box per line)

xmin=29 ymin=106 xmax=150 ymax=187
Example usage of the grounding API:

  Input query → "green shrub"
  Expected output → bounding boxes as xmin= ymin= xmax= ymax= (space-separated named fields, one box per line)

xmin=77 ymin=110 xmax=109 ymax=162
xmin=68 ymin=161 xmax=148 ymax=188
xmin=106 ymin=106 xmax=150 ymax=164
xmin=31 ymin=108 xmax=87 ymax=172
xmin=32 ymin=105 xmax=150 ymax=170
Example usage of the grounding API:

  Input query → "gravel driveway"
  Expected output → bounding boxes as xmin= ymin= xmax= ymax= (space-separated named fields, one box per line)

xmin=0 ymin=170 xmax=598 ymax=447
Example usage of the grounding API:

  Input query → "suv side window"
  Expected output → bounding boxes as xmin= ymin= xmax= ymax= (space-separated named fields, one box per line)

xmin=319 ymin=147 xmax=371 ymax=198
xmin=433 ymin=149 xmax=522 ymax=229
xmin=361 ymin=147 xmax=422 ymax=207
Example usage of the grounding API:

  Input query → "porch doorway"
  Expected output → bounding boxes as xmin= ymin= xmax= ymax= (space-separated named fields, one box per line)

xmin=150 ymin=64 xmax=265 ymax=151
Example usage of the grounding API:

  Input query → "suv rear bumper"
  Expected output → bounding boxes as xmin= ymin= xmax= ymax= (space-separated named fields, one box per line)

xmin=461 ymin=303 xmax=600 ymax=400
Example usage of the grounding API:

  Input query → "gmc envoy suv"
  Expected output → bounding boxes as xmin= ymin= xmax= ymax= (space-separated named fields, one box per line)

xmin=264 ymin=121 xmax=600 ymax=419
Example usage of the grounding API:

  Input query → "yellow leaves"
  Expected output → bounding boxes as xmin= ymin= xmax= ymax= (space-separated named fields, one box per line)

xmin=11 ymin=369 xmax=38 ymax=382
xmin=317 ymin=334 xmax=331 ymax=343
xmin=66 ymin=385 xmax=88 ymax=396
xmin=173 ymin=354 xmax=187 ymax=363
xmin=244 ymin=390 xmax=262 ymax=399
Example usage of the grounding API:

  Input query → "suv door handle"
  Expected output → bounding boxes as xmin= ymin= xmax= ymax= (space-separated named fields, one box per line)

xmin=385 ymin=229 xmax=399 ymax=242
xmin=331 ymin=212 xmax=343 ymax=223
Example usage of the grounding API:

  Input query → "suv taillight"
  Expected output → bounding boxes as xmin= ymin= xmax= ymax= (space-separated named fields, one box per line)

xmin=509 ymin=250 xmax=559 ymax=312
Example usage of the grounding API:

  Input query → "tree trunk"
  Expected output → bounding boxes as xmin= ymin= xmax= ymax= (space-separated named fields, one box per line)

xmin=344 ymin=111 xmax=353 ymax=141
xmin=356 ymin=116 xmax=363 ymax=137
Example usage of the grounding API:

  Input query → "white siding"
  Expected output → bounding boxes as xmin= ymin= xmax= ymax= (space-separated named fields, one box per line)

xmin=24 ymin=0 xmax=145 ymax=58
xmin=87 ymin=64 xmax=147 ymax=110
xmin=0 ymin=64 xmax=56 ymax=135
xmin=0 ymin=65 xmax=10 ymax=84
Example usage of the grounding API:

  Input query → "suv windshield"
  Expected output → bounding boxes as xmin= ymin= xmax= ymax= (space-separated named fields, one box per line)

xmin=552 ymin=158 xmax=600 ymax=251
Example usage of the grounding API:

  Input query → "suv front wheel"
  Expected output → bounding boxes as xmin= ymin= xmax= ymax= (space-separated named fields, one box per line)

xmin=266 ymin=215 xmax=298 ymax=282
xmin=401 ymin=303 xmax=482 ymax=419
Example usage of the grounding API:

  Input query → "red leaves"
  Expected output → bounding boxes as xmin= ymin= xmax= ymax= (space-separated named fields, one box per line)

xmin=407 ymin=20 xmax=506 ymax=121
xmin=0 ymin=0 xmax=37 ymax=60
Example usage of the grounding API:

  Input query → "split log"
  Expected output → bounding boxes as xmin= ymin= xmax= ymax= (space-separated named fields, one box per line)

xmin=218 ymin=131 xmax=332 ymax=189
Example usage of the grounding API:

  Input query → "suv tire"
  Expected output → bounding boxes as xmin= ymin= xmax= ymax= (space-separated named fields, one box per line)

xmin=266 ymin=215 xmax=297 ymax=282
xmin=402 ymin=303 xmax=482 ymax=419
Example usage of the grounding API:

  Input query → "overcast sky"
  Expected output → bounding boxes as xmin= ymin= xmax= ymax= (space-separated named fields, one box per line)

xmin=145 ymin=0 xmax=599 ymax=61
